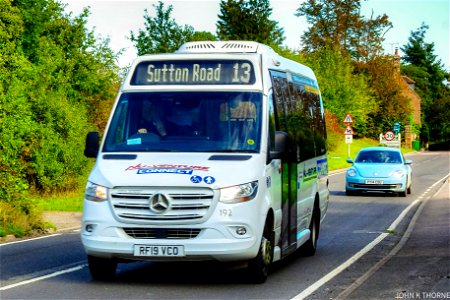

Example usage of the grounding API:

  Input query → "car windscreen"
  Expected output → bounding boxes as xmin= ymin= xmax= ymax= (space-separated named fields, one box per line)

xmin=355 ymin=150 xmax=402 ymax=163
xmin=103 ymin=91 xmax=262 ymax=153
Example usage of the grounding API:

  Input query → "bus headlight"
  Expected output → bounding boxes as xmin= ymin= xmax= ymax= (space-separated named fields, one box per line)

xmin=219 ymin=181 xmax=258 ymax=204
xmin=85 ymin=182 xmax=109 ymax=202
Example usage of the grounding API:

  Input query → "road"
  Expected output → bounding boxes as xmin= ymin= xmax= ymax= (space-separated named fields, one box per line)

xmin=1 ymin=151 xmax=448 ymax=299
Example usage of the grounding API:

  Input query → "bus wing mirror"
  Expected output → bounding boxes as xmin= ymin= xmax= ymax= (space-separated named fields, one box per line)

xmin=270 ymin=131 xmax=288 ymax=159
xmin=84 ymin=131 xmax=100 ymax=158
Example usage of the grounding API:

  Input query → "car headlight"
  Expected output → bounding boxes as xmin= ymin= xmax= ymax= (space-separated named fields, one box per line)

xmin=219 ymin=181 xmax=258 ymax=204
xmin=347 ymin=169 xmax=357 ymax=177
xmin=390 ymin=169 xmax=406 ymax=178
xmin=85 ymin=181 xmax=109 ymax=202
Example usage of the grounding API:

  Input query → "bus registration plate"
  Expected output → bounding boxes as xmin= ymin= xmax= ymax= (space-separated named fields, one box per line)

xmin=134 ymin=245 xmax=185 ymax=257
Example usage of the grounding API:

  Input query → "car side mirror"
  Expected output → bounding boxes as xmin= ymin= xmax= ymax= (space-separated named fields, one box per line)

xmin=346 ymin=158 xmax=354 ymax=164
xmin=405 ymin=159 xmax=412 ymax=165
xmin=84 ymin=131 xmax=100 ymax=158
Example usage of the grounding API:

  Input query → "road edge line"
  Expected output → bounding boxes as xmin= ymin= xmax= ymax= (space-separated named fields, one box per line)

xmin=0 ymin=264 xmax=87 ymax=291
xmin=335 ymin=174 xmax=449 ymax=299
xmin=291 ymin=173 xmax=450 ymax=300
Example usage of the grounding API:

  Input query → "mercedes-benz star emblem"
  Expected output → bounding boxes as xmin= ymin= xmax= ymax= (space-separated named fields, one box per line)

xmin=149 ymin=193 xmax=170 ymax=213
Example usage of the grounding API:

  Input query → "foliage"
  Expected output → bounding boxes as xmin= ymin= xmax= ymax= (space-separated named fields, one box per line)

xmin=32 ymin=189 xmax=84 ymax=212
xmin=216 ymin=0 xmax=284 ymax=46
xmin=295 ymin=0 xmax=392 ymax=61
xmin=357 ymin=56 xmax=412 ymax=137
xmin=297 ymin=46 xmax=377 ymax=137
xmin=130 ymin=1 xmax=216 ymax=55
xmin=424 ymin=89 xmax=450 ymax=142
xmin=327 ymin=137 xmax=379 ymax=170
xmin=401 ymin=23 xmax=450 ymax=142
xmin=190 ymin=31 xmax=218 ymax=42
xmin=0 ymin=0 xmax=120 ymax=237
xmin=0 ymin=199 xmax=46 ymax=237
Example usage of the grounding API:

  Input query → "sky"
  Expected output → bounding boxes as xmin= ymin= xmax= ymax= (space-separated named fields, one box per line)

xmin=62 ymin=0 xmax=449 ymax=70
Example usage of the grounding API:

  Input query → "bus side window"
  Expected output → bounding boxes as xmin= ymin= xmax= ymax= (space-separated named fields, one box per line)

xmin=268 ymin=93 xmax=276 ymax=153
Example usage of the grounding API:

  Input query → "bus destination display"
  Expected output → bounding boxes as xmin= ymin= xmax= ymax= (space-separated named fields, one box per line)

xmin=131 ymin=60 xmax=255 ymax=85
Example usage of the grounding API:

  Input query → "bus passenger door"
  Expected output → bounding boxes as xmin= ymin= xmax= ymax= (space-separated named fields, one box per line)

xmin=270 ymin=73 xmax=298 ymax=256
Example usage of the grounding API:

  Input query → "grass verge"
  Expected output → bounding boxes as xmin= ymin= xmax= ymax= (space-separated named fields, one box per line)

xmin=31 ymin=190 xmax=84 ymax=212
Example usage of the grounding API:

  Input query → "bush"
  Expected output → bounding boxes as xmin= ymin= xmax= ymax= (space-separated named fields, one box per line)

xmin=0 ymin=199 xmax=46 ymax=238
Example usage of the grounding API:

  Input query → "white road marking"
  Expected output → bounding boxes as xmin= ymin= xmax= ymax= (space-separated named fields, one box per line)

xmin=0 ymin=234 xmax=62 ymax=247
xmin=335 ymin=175 xmax=449 ymax=299
xmin=0 ymin=264 xmax=87 ymax=291
xmin=291 ymin=173 xmax=450 ymax=300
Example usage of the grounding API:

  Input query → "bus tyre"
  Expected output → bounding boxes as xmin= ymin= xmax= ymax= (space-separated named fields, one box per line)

xmin=301 ymin=208 xmax=319 ymax=256
xmin=248 ymin=224 xmax=273 ymax=284
xmin=88 ymin=255 xmax=117 ymax=281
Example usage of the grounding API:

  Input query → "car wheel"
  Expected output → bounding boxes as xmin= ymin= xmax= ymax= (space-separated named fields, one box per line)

xmin=88 ymin=255 xmax=117 ymax=281
xmin=248 ymin=222 xmax=273 ymax=284
xmin=301 ymin=206 xmax=320 ymax=256
xmin=407 ymin=184 xmax=412 ymax=194
xmin=399 ymin=190 xmax=407 ymax=197
xmin=346 ymin=190 xmax=357 ymax=196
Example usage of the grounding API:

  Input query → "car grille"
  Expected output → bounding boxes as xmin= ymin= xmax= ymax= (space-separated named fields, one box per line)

xmin=110 ymin=187 xmax=215 ymax=223
xmin=123 ymin=228 xmax=202 ymax=239
xmin=350 ymin=183 xmax=402 ymax=190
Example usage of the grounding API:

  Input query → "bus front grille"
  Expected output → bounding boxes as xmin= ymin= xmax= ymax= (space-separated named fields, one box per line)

xmin=123 ymin=228 xmax=202 ymax=239
xmin=110 ymin=187 xmax=215 ymax=223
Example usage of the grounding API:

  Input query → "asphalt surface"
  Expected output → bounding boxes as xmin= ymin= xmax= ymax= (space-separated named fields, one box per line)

xmin=334 ymin=176 xmax=450 ymax=300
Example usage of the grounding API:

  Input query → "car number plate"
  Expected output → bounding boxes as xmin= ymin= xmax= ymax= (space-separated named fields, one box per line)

xmin=365 ymin=180 xmax=384 ymax=184
xmin=134 ymin=245 xmax=184 ymax=257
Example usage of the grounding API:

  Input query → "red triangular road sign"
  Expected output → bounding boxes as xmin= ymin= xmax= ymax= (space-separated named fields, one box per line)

xmin=344 ymin=125 xmax=354 ymax=135
xmin=343 ymin=113 xmax=353 ymax=123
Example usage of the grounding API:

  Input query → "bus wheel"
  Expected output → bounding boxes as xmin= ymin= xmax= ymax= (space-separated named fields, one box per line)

xmin=248 ymin=223 xmax=273 ymax=284
xmin=88 ymin=255 xmax=117 ymax=281
xmin=301 ymin=208 xmax=319 ymax=256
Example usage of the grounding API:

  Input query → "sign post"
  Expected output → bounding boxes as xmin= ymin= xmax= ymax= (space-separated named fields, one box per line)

xmin=343 ymin=113 xmax=354 ymax=158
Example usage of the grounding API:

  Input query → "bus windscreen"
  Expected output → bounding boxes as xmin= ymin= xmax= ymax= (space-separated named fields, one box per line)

xmin=130 ymin=60 xmax=256 ymax=85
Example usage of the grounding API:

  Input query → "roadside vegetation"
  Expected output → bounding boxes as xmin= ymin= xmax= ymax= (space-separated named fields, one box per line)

xmin=1 ymin=0 xmax=448 ymax=238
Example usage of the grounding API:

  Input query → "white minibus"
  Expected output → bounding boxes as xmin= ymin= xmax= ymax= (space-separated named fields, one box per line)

xmin=83 ymin=41 xmax=329 ymax=283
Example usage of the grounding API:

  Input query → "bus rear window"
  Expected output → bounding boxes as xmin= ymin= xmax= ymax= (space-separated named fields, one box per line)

xmin=130 ymin=60 xmax=255 ymax=85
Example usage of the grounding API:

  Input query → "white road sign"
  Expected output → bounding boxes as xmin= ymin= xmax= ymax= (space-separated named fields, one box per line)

xmin=345 ymin=135 xmax=353 ymax=144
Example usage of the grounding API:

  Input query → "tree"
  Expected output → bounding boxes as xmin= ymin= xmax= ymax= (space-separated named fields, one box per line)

xmin=216 ymin=0 xmax=284 ymax=46
xmin=295 ymin=0 xmax=391 ymax=61
xmin=1 ymin=0 xmax=120 ymax=198
xmin=299 ymin=46 xmax=377 ymax=137
xmin=401 ymin=23 xmax=446 ymax=99
xmin=189 ymin=31 xmax=218 ymax=42
xmin=401 ymin=23 xmax=450 ymax=143
xmin=130 ymin=1 xmax=211 ymax=55
xmin=361 ymin=56 xmax=412 ymax=137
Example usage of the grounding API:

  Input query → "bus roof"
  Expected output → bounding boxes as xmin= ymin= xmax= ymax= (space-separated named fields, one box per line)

xmin=124 ymin=41 xmax=317 ymax=90
xmin=176 ymin=41 xmax=276 ymax=55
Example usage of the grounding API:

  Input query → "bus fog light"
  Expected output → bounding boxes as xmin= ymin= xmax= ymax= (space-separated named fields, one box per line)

xmin=228 ymin=225 xmax=251 ymax=238
xmin=236 ymin=227 xmax=247 ymax=235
